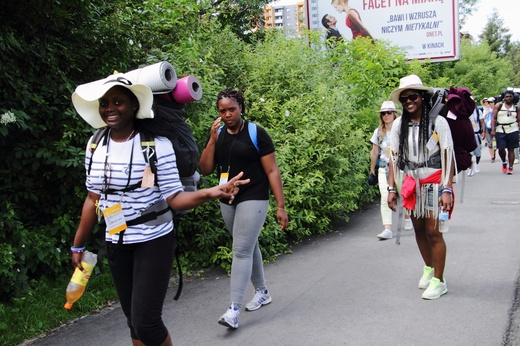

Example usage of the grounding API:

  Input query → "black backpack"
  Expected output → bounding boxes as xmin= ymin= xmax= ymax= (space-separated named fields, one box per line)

xmin=87 ymin=96 xmax=200 ymax=196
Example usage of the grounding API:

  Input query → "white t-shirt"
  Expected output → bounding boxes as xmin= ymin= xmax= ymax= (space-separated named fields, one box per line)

xmin=85 ymin=133 xmax=183 ymax=244
xmin=469 ymin=107 xmax=484 ymax=133
xmin=370 ymin=128 xmax=392 ymax=164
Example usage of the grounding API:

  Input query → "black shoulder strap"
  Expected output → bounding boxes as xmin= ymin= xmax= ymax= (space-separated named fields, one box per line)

xmin=428 ymin=88 xmax=447 ymax=135
xmin=140 ymin=130 xmax=157 ymax=175
xmin=88 ymin=127 xmax=109 ymax=175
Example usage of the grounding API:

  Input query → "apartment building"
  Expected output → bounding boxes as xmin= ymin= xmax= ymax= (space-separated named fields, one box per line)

xmin=263 ymin=1 xmax=306 ymax=37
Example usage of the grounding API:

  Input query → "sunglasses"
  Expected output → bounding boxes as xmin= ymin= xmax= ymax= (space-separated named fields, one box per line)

xmin=380 ymin=111 xmax=394 ymax=116
xmin=399 ymin=93 xmax=420 ymax=104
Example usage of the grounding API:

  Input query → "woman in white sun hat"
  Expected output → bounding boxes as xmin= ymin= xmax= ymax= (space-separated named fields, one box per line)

xmin=387 ymin=74 xmax=454 ymax=300
xmin=70 ymin=74 xmax=249 ymax=346
xmin=370 ymin=101 xmax=413 ymax=240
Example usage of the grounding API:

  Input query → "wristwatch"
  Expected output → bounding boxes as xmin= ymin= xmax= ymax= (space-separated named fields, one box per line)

xmin=387 ymin=186 xmax=396 ymax=192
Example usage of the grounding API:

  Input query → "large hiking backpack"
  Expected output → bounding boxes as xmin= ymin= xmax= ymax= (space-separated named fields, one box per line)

xmin=427 ymin=87 xmax=476 ymax=172
xmin=87 ymin=96 xmax=200 ymax=197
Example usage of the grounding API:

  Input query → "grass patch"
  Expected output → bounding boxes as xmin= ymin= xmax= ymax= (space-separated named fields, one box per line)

xmin=0 ymin=271 xmax=118 ymax=346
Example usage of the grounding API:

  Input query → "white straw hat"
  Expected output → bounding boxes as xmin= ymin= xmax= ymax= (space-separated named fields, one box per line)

xmin=72 ymin=74 xmax=154 ymax=128
xmin=390 ymin=74 xmax=433 ymax=104
xmin=379 ymin=100 xmax=400 ymax=113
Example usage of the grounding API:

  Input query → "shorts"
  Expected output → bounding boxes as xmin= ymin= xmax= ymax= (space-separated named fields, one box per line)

xmin=471 ymin=134 xmax=482 ymax=157
xmin=424 ymin=184 xmax=443 ymax=210
xmin=495 ymin=131 xmax=520 ymax=149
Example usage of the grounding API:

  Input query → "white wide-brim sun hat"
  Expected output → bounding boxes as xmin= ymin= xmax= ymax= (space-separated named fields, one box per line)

xmin=390 ymin=74 xmax=433 ymax=104
xmin=72 ymin=74 xmax=154 ymax=129
xmin=379 ymin=100 xmax=401 ymax=114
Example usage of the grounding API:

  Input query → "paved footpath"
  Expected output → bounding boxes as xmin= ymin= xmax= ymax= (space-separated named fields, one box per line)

xmin=26 ymin=151 xmax=520 ymax=346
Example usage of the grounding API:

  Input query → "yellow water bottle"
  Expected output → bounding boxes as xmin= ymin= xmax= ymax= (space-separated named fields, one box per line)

xmin=491 ymin=137 xmax=497 ymax=150
xmin=64 ymin=250 xmax=97 ymax=310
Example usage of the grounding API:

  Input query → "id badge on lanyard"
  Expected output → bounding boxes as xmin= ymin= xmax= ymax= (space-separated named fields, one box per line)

xmin=102 ymin=203 xmax=128 ymax=235
xmin=427 ymin=131 xmax=439 ymax=152
xmin=219 ymin=172 xmax=229 ymax=185
xmin=219 ymin=164 xmax=231 ymax=185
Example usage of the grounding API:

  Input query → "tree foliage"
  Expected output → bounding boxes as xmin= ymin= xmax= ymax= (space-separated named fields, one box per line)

xmin=505 ymin=42 xmax=520 ymax=88
xmin=0 ymin=0 xmax=516 ymax=305
xmin=479 ymin=8 xmax=512 ymax=55
xmin=0 ymin=0 xmax=145 ymax=301
xmin=410 ymin=40 xmax=513 ymax=100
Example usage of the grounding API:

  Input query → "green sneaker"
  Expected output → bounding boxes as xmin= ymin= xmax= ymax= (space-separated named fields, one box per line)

xmin=418 ymin=266 xmax=434 ymax=290
xmin=422 ymin=277 xmax=447 ymax=300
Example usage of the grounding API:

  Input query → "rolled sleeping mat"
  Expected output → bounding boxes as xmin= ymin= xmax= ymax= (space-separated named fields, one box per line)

xmin=159 ymin=75 xmax=203 ymax=104
xmin=123 ymin=61 xmax=177 ymax=94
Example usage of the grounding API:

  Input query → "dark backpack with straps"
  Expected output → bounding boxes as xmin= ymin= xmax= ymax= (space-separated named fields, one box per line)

xmin=88 ymin=97 xmax=200 ymax=196
xmin=427 ymin=88 xmax=476 ymax=172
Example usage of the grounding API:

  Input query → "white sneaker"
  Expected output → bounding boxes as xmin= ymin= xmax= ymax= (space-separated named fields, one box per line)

xmin=475 ymin=163 xmax=480 ymax=173
xmin=245 ymin=289 xmax=272 ymax=311
xmin=404 ymin=218 xmax=413 ymax=231
xmin=467 ymin=168 xmax=474 ymax=177
xmin=418 ymin=266 xmax=434 ymax=289
xmin=377 ymin=229 xmax=392 ymax=240
xmin=422 ymin=277 xmax=447 ymax=300
xmin=218 ymin=303 xmax=240 ymax=329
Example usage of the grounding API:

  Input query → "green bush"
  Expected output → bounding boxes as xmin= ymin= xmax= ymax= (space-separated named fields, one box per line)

xmin=0 ymin=1 xmax=409 ymax=300
xmin=160 ymin=29 xmax=410 ymax=270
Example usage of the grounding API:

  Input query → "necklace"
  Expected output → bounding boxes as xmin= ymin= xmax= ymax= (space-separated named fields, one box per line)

xmin=124 ymin=130 xmax=135 ymax=142
xmin=227 ymin=119 xmax=244 ymax=135
xmin=110 ymin=129 xmax=135 ymax=143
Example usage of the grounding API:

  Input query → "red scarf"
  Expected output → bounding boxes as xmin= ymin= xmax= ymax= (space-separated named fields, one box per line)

xmin=400 ymin=170 xmax=454 ymax=217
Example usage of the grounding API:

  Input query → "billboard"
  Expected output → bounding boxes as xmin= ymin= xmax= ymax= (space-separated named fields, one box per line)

xmin=306 ymin=0 xmax=460 ymax=62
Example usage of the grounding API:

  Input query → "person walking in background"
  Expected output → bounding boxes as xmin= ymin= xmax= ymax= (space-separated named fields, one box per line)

xmin=331 ymin=0 xmax=373 ymax=40
xmin=387 ymin=75 xmax=454 ymax=300
xmin=467 ymin=100 xmax=485 ymax=176
xmin=199 ymin=88 xmax=289 ymax=329
xmin=321 ymin=14 xmax=343 ymax=47
xmin=483 ymin=97 xmax=497 ymax=162
xmin=70 ymin=77 xmax=248 ymax=346
xmin=490 ymin=90 xmax=520 ymax=175
xmin=370 ymin=101 xmax=412 ymax=240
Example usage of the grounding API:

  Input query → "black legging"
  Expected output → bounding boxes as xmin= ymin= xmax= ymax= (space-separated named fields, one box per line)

xmin=107 ymin=230 xmax=176 ymax=345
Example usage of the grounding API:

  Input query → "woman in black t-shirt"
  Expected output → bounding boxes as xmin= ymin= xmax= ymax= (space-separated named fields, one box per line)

xmin=199 ymin=88 xmax=288 ymax=329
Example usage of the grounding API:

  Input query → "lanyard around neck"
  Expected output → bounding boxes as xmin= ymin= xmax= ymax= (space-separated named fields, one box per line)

xmin=102 ymin=129 xmax=135 ymax=195
xmin=219 ymin=120 xmax=244 ymax=173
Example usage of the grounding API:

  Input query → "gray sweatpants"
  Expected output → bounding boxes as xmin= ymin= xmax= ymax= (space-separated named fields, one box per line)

xmin=220 ymin=200 xmax=268 ymax=307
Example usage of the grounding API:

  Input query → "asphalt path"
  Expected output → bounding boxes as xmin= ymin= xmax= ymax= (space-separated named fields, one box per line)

xmin=25 ymin=150 xmax=520 ymax=346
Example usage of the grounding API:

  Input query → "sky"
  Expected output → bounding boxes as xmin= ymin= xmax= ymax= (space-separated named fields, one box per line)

xmin=269 ymin=0 xmax=520 ymax=42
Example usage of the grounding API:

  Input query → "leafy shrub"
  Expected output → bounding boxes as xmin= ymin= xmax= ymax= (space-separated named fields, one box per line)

xmin=0 ymin=1 xmax=410 ymax=299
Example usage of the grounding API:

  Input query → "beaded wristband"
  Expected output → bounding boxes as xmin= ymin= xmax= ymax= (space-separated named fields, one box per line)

xmin=71 ymin=246 xmax=86 ymax=253
xmin=442 ymin=188 xmax=453 ymax=194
